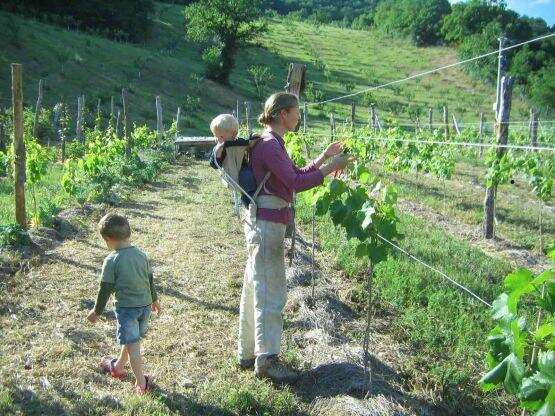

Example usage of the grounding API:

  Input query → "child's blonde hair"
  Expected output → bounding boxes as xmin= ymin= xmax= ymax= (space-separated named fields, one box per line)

xmin=210 ymin=114 xmax=239 ymax=137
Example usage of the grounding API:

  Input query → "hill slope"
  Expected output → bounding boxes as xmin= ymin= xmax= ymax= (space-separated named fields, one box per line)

xmin=0 ymin=2 xmax=529 ymax=136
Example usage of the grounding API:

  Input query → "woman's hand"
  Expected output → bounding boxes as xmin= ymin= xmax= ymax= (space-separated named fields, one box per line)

xmin=322 ymin=142 xmax=344 ymax=159
xmin=319 ymin=153 xmax=354 ymax=177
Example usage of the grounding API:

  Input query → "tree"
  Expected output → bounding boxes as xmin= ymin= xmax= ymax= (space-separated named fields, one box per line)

xmin=184 ymin=0 xmax=267 ymax=84
xmin=373 ymin=0 xmax=451 ymax=46
xmin=530 ymin=62 xmax=555 ymax=110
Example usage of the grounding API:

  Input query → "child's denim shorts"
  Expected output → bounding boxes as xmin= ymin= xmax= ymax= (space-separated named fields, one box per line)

xmin=115 ymin=305 xmax=151 ymax=345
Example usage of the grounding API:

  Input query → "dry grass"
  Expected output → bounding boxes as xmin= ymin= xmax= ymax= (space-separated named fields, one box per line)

xmin=0 ymin=158 xmax=301 ymax=415
xmin=0 ymin=156 xmax=519 ymax=415
xmin=0 ymin=157 xmax=445 ymax=415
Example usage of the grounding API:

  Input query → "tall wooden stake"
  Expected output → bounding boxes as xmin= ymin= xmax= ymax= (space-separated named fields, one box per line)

xmin=115 ymin=110 xmax=121 ymax=137
xmin=156 ymin=95 xmax=163 ymax=140
xmin=529 ymin=108 xmax=538 ymax=150
xmin=351 ymin=101 xmax=356 ymax=133
xmin=245 ymin=101 xmax=252 ymax=137
xmin=33 ymin=78 xmax=43 ymax=138
xmin=53 ymin=102 xmax=62 ymax=147
xmin=175 ymin=106 xmax=181 ymax=139
xmin=484 ymin=76 xmax=513 ymax=239
xmin=122 ymin=88 xmax=130 ymax=156
xmin=452 ymin=113 xmax=461 ymax=136
xmin=443 ymin=105 xmax=449 ymax=139
xmin=370 ymin=105 xmax=377 ymax=130
xmin=330 ymin=113 xmax=335 ymax=141
xmin=76 ymin=95 xmax=83 ymax=142
xmin=362 ymin=262 xmax=374 ymax=397
xmin=303 ymin=102 xmax=307 ymax=134
xmin=428 ymin=107 xmax=433 ymax=131
xmin=478 ymin=111 xmax=484 ymax=157
xmin=12 ymin=64 xmax=26 ymax=229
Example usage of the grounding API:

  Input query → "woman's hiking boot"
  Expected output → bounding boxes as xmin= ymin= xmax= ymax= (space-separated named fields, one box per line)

xmin=237 ymin=358 xmax=255 ymax=370
xmin=254 ymin=355 xmax=299 ymax=383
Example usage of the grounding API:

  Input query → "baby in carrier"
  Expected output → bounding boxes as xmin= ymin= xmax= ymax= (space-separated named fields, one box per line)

xmin=209 ymin=114 xmax=267 ymax=208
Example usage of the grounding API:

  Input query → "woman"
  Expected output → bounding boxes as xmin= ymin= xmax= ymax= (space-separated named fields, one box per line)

xmin=238 ymin=92 xmax=351 ymax=382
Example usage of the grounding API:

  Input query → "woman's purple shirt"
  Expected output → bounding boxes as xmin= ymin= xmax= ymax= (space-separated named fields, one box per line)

xmin=252 ymin=131 xmax=324 ymax=224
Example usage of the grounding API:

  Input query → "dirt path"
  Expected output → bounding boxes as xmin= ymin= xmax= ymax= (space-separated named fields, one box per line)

xmin=0 ymin=158 xmax=443 ymax=415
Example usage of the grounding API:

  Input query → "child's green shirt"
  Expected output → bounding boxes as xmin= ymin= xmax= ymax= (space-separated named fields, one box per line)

xmin=93 ymin=246 xmax=157 ymax=314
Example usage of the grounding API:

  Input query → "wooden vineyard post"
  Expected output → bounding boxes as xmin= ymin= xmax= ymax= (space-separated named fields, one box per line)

xmin=351 ymin=101 xmax=356 ymax=133
xmin=0 ymin=113 xmax=5 ymax=153
xmin=110 ymin=96 xmax=115 ymax=125
xmin=375 ymin=111 xmax=383 ymax=131
xmin=484 ymin=76 xmax=513 ymax=239
xmin=33 ymin=78 xmax=43 ymax=138
xmin=76 ymin=95 xmax=83 ymax=142
xmin=122 ymin=88 xmax=130 ymax=156
xmin=236 ymin=99 xmax=240 ymax=125
xmin=478 ymin=112 xmax=484 ymax=157
xmin=443 ymin=105 xmax=449 ymax=139
xmin=175 ymin=106 xmax=181 ymax=139
xmin=303 ymin=102 xmax=307 ymax=134
xmin=362 ymin=261 xmax=374 ymax=397
xmin=53 ymin=102 xmax=62 ymax=148
xmin=370 ymin=105 xmax=377 ymax=130
xmin=156 ymin=95 xmax=163 ymax=140
xmin=11 ymin=64 xmax=27 ymax=229
xmin=428 ymin=107 xmax=433 ymax=131
xmin=529 ymin=108 xmax=538 ymax=150
xmin=285 ymin=63 xmax=307 ymax=98
xmin=96 ymin=98 xmax=102 ymax=129
xmin=115 ymin=110 xmax=121 ymax=137
xmin=330 ymin=113 xmax=335 ymax=140
xmin=245 ymin=101 xmax=252 ymax=137
xmin=452 ymin=113 xmax=461 ymax=136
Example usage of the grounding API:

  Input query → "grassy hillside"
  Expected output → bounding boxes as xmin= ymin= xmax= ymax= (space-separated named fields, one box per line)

xmin=0 ymin=2 xmax=531 ymax=137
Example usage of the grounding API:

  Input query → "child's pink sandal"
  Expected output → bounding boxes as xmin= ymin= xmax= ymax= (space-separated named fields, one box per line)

xmin=135 ymin=375 xmax=152 ymax=395
xmin=100 ymin=357 xmax=126 ymax=379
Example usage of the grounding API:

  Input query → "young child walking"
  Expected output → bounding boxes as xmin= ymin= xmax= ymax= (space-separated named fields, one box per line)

xmin=87 ymin=213 xmax=160 ymax=395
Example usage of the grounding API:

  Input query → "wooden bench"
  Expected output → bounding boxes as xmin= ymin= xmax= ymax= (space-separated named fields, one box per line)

xmin=174 ymin=136 xmax=214 ymax=154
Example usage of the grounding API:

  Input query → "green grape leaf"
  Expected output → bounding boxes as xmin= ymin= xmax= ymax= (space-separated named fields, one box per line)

xmin=487 ymin=327 xmax=511 ymax=362
xmin=520 ymin=373 xmax=552 ymax=402
xmin=329 ymin=200 xmax=348 ymax=225
xmin=538 ymin=351 xmax=555 ymax=381
xmin=329 ymin=179 xmax=347 ymax=198
xmin=369 ymin=243 xmax=388 ymax=264
xmin=538 ymin=282 xmax=555 ymax=314
xmin=535 ymin=321 xmax=555 ymax=341
xmin=315 ymin=192 xmax=331 ymax=216
xmin=492 ymin=293 xmax=515 ymax=322
xmin=480 ymin=353 xmax=524 ymax=394
xmin=358 ymin=171 xmax=371 ymax=184
xmin=505 ymin=268 xmax=535 ymax=292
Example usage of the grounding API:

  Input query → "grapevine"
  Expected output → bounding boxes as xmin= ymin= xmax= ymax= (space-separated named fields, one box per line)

xmin=480 ymin=250 xmax=555 ymax=416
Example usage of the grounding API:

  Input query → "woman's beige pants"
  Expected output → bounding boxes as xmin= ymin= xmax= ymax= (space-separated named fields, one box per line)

xmin=238 ymin=218 xmax=287 ymax=360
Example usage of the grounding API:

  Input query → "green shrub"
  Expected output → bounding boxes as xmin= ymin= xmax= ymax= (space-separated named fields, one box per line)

xmin=0 ymin=224 xmax=30 ymax=247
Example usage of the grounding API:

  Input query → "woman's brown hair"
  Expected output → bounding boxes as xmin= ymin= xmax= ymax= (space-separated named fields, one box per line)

xmin=258 ymin=92 xmax=299 ymax=125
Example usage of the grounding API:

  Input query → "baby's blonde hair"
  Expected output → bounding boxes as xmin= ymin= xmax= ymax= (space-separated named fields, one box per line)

xmin=210 ymin=114 xmax=239 ymax=137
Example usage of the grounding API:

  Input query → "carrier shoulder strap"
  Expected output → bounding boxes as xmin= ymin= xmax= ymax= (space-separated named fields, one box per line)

xmin=249 ymin=134 xmax=271 ymax=199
